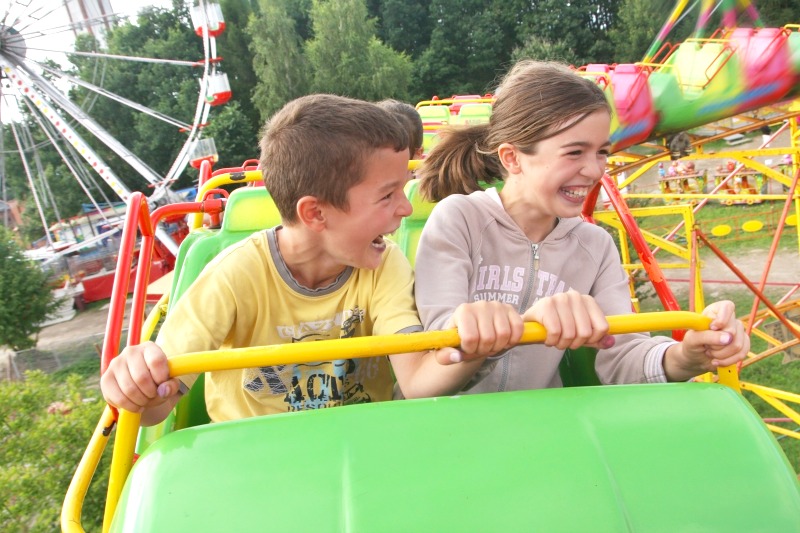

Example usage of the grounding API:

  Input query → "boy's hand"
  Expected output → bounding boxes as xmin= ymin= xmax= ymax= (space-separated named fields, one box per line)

xmin=435 ymin=301 xmax=524 ymax=365
xmin=521 ymin=290 xmax=614 ymax=351
xmin=100 ymin=341 xmax=182 ymax=413
xmin=664 ymin=300 xmax=749 ymax=380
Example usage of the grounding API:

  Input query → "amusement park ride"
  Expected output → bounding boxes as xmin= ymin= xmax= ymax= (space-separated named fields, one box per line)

xmin=0 ymin=0 xmax=230 ymax=305
xmin=1 ymin=0 xmax=797 ymax=530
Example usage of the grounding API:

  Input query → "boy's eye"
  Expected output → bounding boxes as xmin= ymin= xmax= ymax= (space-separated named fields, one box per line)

xmin=382 ymin=192 xmax=393 ymax=201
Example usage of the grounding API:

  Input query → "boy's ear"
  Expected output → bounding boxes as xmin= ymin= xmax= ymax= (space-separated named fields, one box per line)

xmin=497 ymin=143 xmax=521 ymax=174
xmin=296 ymin=196 xmax=326 ymax=231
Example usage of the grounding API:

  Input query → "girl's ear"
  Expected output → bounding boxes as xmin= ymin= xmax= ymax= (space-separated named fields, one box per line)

xmin=296 ymin=196 xmax=326 ymax=231
xmin=498 ymin=143 xmax=521 ymax=174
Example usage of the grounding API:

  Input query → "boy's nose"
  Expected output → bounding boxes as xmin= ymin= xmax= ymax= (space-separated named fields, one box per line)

xmin=398 ymin=194 xmax=413 ymax=217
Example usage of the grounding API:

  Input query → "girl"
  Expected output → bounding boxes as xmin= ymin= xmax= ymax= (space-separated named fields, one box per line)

xmin=405 ymin=61 xmax=748 ymax=398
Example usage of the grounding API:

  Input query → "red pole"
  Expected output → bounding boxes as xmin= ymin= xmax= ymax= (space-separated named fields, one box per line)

xmin=101 ymin=193 xmax=149 ymax=374
xmin=745 ymin=166 xmax=799 ymax=333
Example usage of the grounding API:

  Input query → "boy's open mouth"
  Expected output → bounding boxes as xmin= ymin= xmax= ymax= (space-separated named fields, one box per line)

xmin=371 ymin=234 xmax=386 ymax=247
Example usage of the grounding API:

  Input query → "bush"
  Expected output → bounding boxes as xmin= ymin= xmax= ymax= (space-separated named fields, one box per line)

xmin=0 ymin=371 xmax=112 ymax=532
xmin=0 ymin=227 xmax=59 ymax=350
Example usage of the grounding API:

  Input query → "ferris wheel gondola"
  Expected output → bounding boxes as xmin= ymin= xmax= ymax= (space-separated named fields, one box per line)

xmin=0 ymin=0 xmax=228 ymax=256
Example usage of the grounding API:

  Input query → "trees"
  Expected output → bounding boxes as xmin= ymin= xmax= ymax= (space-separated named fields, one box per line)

xmin=250 ymin=0 xmax=411 ymax=121
xmin=306 ymin=0 xmax=411 ymax=101
xmin=249 ymin=0 xmax=311 ymax=121
xmin=0 ymin=227 xmax=58 ymax=350
xmin=0 ymin=371 xmax=111 ymax=531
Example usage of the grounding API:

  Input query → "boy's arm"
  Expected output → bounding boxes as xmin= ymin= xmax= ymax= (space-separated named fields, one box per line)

xmin=100 ymin=341 xmax=183 ymax=426
xmin=390 ymin=300 xmax=522 ymax=398
xmin=394 ymin=293 xmax=614 ymax=399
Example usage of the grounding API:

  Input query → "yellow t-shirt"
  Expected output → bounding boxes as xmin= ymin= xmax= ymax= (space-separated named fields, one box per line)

xmin=157 ymin=227 xmax=421 ymax=421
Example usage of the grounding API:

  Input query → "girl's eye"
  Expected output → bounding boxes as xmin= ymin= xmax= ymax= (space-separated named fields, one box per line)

xmin=567 ymin=150 xmax=582 ymax=157
xmin=598 ymin=150 xmax=610 ymax=157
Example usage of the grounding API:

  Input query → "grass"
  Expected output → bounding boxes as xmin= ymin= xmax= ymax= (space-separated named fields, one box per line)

xmin=632 ymin=201 xmax=798 ymax=256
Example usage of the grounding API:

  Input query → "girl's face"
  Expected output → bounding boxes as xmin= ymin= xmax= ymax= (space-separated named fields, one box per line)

xmin=501 ymin=110 xmax=611 ymax=222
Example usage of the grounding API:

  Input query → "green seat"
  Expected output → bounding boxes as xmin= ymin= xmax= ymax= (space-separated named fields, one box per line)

xmin=453 ymin=102 xmax=492 ymax=125
xmin=169 ymin=187 xmax=282 ymax=310
xmin=417 ymin=105 xmax=450 ymax=125
xmin=114 ymin=383 xmax=800 ymax=531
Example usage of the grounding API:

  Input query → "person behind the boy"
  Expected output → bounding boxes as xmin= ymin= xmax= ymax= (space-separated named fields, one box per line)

xmin=407 ymin=60 xmax=749 ymax=397
xmin=377 ymin=99 xmax=424 ymax=160
xmin=101 ymin=94 xmax=454 ymax=424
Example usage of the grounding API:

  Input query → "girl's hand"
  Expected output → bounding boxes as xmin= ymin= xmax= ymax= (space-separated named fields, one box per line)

xmin=521 ymin=289 xmax=614 ymax=351
xmin=435 ymin=301 xmax=524 ymax=365
xmin=664 ymin=300 xmax=749 ymax=380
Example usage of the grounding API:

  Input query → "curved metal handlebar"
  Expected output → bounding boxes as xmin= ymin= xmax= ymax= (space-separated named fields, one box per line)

xmin=168 ymin=311 xmax=712 ymax=378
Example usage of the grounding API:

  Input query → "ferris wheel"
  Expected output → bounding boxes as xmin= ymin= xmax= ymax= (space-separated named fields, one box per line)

xmin=0 ymin=0 xmax=230 ymax=255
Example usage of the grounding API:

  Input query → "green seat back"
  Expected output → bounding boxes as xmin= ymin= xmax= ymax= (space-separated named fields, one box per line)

xmin=453 ymin=102 xmax=492 ymax=125
xmin=114 ymin=383 xmax=800 ymax=532
xmin=417 ymin=105 xmax=451 ymax=124
xmin=391 ymin=179 xmax=436 ymax=268
xmin=169 ymin=187 xmax=282 ymax=310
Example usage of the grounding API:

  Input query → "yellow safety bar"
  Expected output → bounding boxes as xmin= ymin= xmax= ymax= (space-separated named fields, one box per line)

xmin=66 ymin=311 xmax=727 ymax=532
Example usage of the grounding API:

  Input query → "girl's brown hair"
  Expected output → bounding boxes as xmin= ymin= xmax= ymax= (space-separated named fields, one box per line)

xmin=418 ymin=61 xmax=611 ymax=202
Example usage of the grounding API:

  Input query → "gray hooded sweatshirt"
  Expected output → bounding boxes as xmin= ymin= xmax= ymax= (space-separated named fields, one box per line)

xmin=414 ymin=188 xmax=675 ymax=394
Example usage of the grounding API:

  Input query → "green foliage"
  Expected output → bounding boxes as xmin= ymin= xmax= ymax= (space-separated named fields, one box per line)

xmin=216 ymin=0 xmax=262 ymax=135
xmin=518 ymin=0 xmax=619 ymax=66
xmin=202 ymin=102 xmax=260 ymax=167
xmin=0 ymin=227 xmax=59 ymax=350
xmin=0 ymin=371 xmax=112 ymax=532
xmin=370 ymin=0 xmax=433 ymax=59
xmin=306 ymin=0 xmax=411 ymax=101
xmin=512 ymin=35 xmax=580 ymax=65
xmin=413 ymin=0 xmax=509 ymax=100
xmin=249 ymin=0 xmax=311 ymax=121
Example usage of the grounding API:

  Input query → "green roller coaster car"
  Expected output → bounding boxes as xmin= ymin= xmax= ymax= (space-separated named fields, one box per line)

xmin=63 ymin=179 xmax=800 ymax=533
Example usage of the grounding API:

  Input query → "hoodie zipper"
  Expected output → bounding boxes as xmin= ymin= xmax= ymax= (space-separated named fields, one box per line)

xmin=499 ymin=241 xmax=540 ymax=392
xmin=519 ymin=243 xmax=540 ymax=311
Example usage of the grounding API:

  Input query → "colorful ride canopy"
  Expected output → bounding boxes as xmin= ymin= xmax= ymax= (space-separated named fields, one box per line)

xmin=580 ymin=25 xmax=800 ymax=152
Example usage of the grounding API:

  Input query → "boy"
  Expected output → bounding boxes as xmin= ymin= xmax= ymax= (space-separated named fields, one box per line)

xmin=101 ymin=94 xmax=459 ymax=424
xmin=377 ymin=99 xmax=424 ymax=160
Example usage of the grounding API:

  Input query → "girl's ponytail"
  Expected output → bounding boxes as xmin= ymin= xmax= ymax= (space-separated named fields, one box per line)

xmin=418 ymin=124 xmax=503 ymax=202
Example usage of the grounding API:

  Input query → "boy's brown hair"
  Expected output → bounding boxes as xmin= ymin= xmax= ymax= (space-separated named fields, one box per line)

xmin=259 ymin=94 xmax=410 ymax=224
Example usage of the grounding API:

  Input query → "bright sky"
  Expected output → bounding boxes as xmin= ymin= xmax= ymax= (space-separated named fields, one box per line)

xmin=20 ymin=0 xmax=176 ymax=63
xmin=1 ymin=0 xmax=178 ymax=119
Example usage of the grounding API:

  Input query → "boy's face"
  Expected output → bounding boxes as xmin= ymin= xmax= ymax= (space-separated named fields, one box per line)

xmin=321 ymin=147 xmax=412 ymax=270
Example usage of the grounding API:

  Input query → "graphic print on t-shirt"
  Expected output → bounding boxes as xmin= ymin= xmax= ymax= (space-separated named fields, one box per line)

xmin=472 ymin=264 xmax=568 ymax=308
xmin=242 ymin=306 xmax=369 ymax=410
